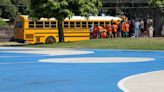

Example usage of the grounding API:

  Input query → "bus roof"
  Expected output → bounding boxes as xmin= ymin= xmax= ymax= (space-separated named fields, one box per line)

xmin=18 ymin=15 xmax=122 ymax=21
xmin=43 ymin=16 xmax=122 ymax=21
xmin=65 ymin=16 xmax=122 ymax=21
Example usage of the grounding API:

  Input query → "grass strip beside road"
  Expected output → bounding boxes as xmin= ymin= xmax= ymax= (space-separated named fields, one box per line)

xmin=25 ymin=38 xmax=164 ymax=50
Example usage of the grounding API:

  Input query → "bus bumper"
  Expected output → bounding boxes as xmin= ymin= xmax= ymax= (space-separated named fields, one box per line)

xmin=15 ymin=39 xmax=26 ymax=43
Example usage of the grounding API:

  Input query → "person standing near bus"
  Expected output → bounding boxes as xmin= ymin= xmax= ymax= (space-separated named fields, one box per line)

xmin=106 ymin=24 xmax=113 ymax=38
xmin=134 ymin=19 xmax=141 ymax=37
xmin=124 ymin=21 xmax=130 ymax=37
xmin=129 ymin=18 xmax=135 ymax=37
xmin=93 ymin=25 xmax=98 ymax=39
xmin=90 ymin=25 xmax=94 ymax=39
xmin=147 ymin=19 xmax=154 ymax=37
xmin=101 ymin=31 xmax=107 ymax=38
xmin=140 ymin=19 xmax=145 ymax=37
xmin=121 ymin=22 xmax=126 ymax=37
xmin=117 ymin=20 xmax=122 ymax=37
xmin=97 ymin=26 xmax=103 ymax=38
xmin=112 ymin=23 xmax=118 ymax=38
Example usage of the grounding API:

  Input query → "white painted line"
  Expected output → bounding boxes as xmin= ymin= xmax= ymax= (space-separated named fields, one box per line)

xmin=0 ymin=62 xmax=40 ymax=65
xmin=0 ymin=55 xmax=47 ymax=58
xmin=39 ymin=57 xmax=155 ymax=63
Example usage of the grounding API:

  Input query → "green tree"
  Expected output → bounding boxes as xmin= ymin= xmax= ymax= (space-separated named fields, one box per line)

xmin=31 ymin=0 xmax=102 ymax=42
xmin=0 ymin=0 xmax=18 ymax=21
xmin=0 ymin=0 xmax=31 ymax=22
xmin=149 ymin=0 xmax=164 ymax=13
xmin=12 ymin=0 xmax=31 ymax=15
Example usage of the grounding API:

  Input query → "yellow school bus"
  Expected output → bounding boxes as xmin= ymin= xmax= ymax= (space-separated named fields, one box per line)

xmin=14 ymin=15 xmax=121 ymax=44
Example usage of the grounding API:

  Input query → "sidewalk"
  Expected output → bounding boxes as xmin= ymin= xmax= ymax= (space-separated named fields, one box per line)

xmin=0 ymin=42 xmax=22 ymax=46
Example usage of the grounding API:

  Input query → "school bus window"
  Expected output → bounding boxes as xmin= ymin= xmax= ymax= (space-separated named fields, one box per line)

xmin=82 ymin=22 xmax=87 ymax=28
xmin=88 ymin=22 xmax=92 ymax=28
xmin=51 ymin=21 xmax=56 ymax=28
xmin=15 ymin=22 xmax=23 ymax=28
xmin=70 ymin=22 xmax=74 ymax=28
xmin=76 ymin=22 xmax=81 ymax=28
xmin=64 ymin=21 xmax=69 ymax=28
xmin=94 ymin=22 xmax=98 ymax=26
xmin=29 ymin=21 xmax=34 ymax=28
xmin=100 ymin=22 xmax=105 ymax=27
xmin=105 ymin=22 xmax=110 ymax=25
xmin=36 ymin=21 xmax=43 ymax=28
xmin=45 ymin=22 xmax=50 ymax=28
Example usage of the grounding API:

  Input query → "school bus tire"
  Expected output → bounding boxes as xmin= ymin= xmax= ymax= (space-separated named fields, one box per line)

xmin=45 ymin=36 xmax=56 ymax=44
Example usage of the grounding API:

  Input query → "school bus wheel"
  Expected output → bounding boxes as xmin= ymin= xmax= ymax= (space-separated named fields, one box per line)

xmin=45 ymin=36 xmax=56 ymax=44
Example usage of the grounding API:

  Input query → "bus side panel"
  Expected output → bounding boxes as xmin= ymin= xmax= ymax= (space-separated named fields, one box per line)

xmin=24 ymin=29 xmax=36 ymax=44
xmin=34 ymin=29 xmax=59 ymax=44
xmin=64 ymin=28 xmax=90 ymax=42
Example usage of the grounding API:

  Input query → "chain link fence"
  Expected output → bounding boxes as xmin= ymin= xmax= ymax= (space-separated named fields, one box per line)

xmin=124 ymin=7 xmax=163 ymax=36
xmin=101 ymin=7 xmax=164 ymax=37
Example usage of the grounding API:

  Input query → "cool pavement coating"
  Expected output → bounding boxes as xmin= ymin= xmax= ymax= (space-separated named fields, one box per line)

xmin=0 ymin=47 xmax=164 ymax=92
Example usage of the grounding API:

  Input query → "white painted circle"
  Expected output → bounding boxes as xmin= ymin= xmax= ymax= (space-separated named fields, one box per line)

xmin=1 ymin=50 xmax=94 ymax=56
xmin=118 ymin=70 xmax=164 ymax=92
xmin=39 ymin=57 xmax=154 ymax=63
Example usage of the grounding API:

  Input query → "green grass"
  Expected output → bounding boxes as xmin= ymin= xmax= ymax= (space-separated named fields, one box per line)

xmin=24 ymin=37 xmax=164 ymax=50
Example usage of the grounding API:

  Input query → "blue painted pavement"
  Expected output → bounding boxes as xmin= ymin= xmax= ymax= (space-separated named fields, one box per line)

xmin=0 ymin=48 xmax=164 ymax=92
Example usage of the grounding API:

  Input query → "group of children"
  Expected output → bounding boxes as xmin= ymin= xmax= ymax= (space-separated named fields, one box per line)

xmin=90 ymin=20 xmax=130 ymax=39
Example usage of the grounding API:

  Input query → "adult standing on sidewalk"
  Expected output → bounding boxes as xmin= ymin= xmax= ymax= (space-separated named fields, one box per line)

xmin=147 ymin=19 xmax=154 ymax=37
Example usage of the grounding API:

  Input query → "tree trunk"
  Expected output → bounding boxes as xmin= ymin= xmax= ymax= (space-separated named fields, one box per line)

xmin=57 ymin=19 xmax=64 ymax=42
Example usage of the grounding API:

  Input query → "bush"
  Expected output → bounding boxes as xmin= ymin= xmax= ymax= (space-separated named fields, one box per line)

xmin=0 ymin=19 xmax=8 ymax=27
xmin=0 ymin=19 xmax=13 ymax=29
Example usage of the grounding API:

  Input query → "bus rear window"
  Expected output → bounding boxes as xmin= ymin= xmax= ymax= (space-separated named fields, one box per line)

xmin=15 ymin=22 xmax=23 ymax=28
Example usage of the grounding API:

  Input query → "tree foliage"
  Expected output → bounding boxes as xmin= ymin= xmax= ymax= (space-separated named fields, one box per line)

xmin=149 ymin=0 xmax=164 ymax=13
xmin=0 ymin=0 xmax=31 ymax=22
xmin=31 ymin=0 xmax=102 ymax=19
xmin=31 ymin=0 xmax=102 ymax=42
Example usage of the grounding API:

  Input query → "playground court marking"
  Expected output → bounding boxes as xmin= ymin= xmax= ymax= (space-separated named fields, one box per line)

xmin=1 ymin=48 xmax=94 ymax=56
xmin=0 ymin=62 xmax=39 ymax=65
xmin=118 ymin=70 xmax=164 ymax=92
xmin=39 ymin=57 xmax=154 ymax=63
xmin=0 ymin=47 xmax=164 ymax=92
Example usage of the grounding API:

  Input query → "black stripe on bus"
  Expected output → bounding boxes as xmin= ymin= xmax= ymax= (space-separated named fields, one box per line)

xmin=35 ymin=32 xmax=58 ymax=34
xmin=35 ymin=36 xmax=45 ymax=37
xmin=35 ymin=32 xmax=89 ymax=34
xmin=57 ymin=36 xmax=90 ymax=37
xmin=64 ymin=32 xmax=90 ymax=34
xmin=27 ymin=40 xmax=34 ymax=41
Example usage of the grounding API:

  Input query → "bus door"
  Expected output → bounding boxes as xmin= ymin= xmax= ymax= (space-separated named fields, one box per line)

xmin=14 ymin=17 xmax=24 ymax=42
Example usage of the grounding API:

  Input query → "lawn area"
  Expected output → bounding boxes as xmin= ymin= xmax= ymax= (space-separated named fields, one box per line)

xmin=25 ymin=37 xmax=164 ymax=50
